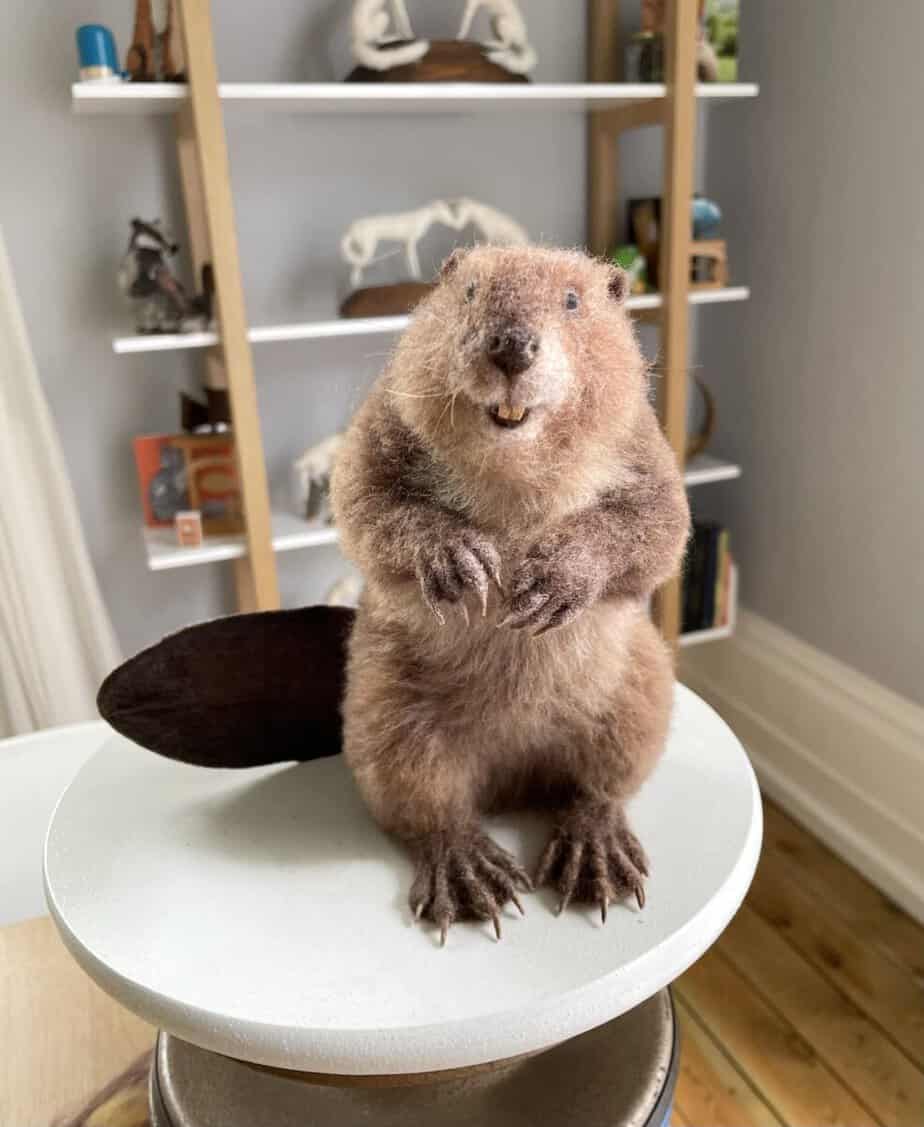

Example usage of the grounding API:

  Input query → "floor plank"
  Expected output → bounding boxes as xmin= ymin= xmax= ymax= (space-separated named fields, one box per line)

xmin=676 ymin=947 xmax=877 ymax=1127
xmin=673 ymin=996 xmax=784 ymax=1127
xmin=717 ymin=904 xmax=924 ymax=1126
xmin=748 ymin=848 xmax=924 ymax=1070
xmin=762 ymin=803 xmax=924 ymax=980
xmin=0 ymin=917 xmax=155 ymax=1127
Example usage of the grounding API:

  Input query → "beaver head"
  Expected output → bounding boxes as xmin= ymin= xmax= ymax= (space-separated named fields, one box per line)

xmin=386 ymin=246 xmax=647 ymax=483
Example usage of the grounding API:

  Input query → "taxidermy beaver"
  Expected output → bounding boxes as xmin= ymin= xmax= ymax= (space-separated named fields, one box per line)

xmin=97 ymin=245 xmax=689 ymax=945
xmin=330 ymin=245 xmax=690 ymax=942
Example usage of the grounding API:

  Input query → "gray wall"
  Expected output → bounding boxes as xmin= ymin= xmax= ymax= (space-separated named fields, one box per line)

xmin=697 ymin=0 xmax=924 ymax=706
xmin=4 ymin=0 xmax=720 ymax=660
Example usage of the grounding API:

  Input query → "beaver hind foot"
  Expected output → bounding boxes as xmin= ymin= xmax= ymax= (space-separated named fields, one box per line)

xmin=535 ymin=803 xmax=649 ymax=923
xmin=408 ymin=828 xmax=533 ymax=946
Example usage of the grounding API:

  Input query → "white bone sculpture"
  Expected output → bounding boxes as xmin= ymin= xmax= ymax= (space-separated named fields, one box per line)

xmin=457 ymin=0 xmax=538 ymax=75
xmin=341 ymin=198 xmax=529 ymax=289
xmin=351 ymin=0 xmax=429 ymax=73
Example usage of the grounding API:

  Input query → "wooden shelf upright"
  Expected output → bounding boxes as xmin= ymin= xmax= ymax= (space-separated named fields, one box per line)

xmin=587 ymin=0 xmax=709 ymax=647
xmin=173 ymin=0 xmax=279 ymax=611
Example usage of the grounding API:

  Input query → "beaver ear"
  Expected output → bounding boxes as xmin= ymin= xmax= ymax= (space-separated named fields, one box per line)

xmin=440 ymin=248 xmax=469 ymax=281
xmin=607 ymin=266 xmax=629 ymax=304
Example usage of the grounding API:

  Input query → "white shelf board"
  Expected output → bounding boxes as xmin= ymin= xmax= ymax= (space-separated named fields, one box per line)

xmin=678 ymin=622 xmax=734 ymax=648
xmin=683 ymin=454 xmax=742 ymax=488
xmin=112 ymin=288 xmax=750 ymax=355
xmin=113 ymin=315 xmax=411 ymax=354
xmin=143 ymin=512 xmax=338 ymax=572
xmin=73 ymin=81 xmax=758 ymax=115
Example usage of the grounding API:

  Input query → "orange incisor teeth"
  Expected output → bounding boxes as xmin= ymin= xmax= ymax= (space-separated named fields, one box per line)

xmin=509 ymin=407 xmax=525 ymax=421
xmin=496 ymin=404 xmax=512 ymax=420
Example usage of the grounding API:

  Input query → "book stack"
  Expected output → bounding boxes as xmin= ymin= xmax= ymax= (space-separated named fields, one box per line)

xmin=682 ymin=521 xmax=737 ymax=635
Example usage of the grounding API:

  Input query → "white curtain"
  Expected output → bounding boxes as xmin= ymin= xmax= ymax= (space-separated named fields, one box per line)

xmin=0 ymin=227 xmax=121 ymax=736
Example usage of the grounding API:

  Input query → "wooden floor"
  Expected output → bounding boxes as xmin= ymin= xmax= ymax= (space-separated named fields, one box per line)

xmin=672 ymin=799 xmax=924 ymax=1127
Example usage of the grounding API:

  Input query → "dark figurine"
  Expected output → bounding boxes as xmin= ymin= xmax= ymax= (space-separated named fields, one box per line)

xmin=118 ymin=219 xmax=213 ymax=335
xmin=125 ymin=0 xmax=186 ymax=82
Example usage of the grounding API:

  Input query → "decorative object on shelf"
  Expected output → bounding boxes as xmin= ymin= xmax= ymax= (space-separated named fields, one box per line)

xmin=692 ymin=196 xmax=722 ymax=239
xmin=625 ymin=0 xmax=720 ymax=83
xmin=292 ymin=434 xmax=343 ymax=524
xmin=75 ymin=25 xmax=122 ymax=84
xmin=180 ymin=388 xmax=231 ymax=434
xmin=626 ymin=196 xmax=729 ymax=291
xmin=611 ymin=245 xmax=648 ymax=295
xmin=175 ymin=510 xmax=204 ymax=548
xmin=705 ymin=0 xmax=739 ymax=82
xmin=457 ymin=0 xmax=538 ymax=76
xmin=133 ymin=433 xmax=243 ymax=535
xmin=690 ymin=238 xmax=728 ymax=289
xmin=125 ymin=0 xmax=186 ymax=82
xmin=682 ymin=521 xmax=736 ymax=635
xmin=340 ymin=198 xmax=529 ymax=318
xmin=686 ymin=376 xmax=716 ymax=460
xmin=346 ymin=0 xmax=535 ymax=84
xmin=118 ymin=218 xmax=214 ymax=334
xmin=350 ymin=0 xmax=430 ymax=74
xmin=134 ymin=435 xmax=187 ymax=526
xmin=326 ymin=572 xmax=364 ymax=608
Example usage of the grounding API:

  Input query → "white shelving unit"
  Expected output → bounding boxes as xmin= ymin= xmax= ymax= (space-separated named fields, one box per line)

xmin=72 ymin=81 xmax=758 ymax=116
xmin=112 ymin=288 xmax=751 ymax=354
xmin=683 ymin=453 xmax=742 ymax=488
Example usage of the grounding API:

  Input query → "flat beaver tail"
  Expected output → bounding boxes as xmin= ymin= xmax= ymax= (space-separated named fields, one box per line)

xmin=97 ymin=606 xmax=354 ymax=769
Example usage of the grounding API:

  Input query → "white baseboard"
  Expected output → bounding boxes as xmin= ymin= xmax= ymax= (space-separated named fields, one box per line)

xmin=679 ymin=609 xmax=924 ymax=925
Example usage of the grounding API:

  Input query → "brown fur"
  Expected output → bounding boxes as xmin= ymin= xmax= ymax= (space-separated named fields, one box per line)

xmin=330 ymin=246 xmax=690 ymax=942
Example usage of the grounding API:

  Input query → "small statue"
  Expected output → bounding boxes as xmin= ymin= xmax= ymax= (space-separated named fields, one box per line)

xmin=118 ymin=219 xmax=213 ymax=335
xmin=351 ymin=0 xmax=430 ymax=73
xmin=125 ymin=0 xmax=185 ymax=82
xmin=457 ymin=0 xmax=537 ymax=76
xmin=341 ymin=198 xmax=529 ymax=290
xmin=293 ymin=434 xmax=344 ymax=523
xmin=341 ymin=201 xmax=459 ymax=289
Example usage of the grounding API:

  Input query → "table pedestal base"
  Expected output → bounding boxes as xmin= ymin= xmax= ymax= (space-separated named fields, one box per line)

xmin=150 ymin=989 xmax=677 ymax=1127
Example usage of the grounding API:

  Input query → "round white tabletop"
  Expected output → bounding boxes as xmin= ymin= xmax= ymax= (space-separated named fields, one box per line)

xmin=44 ymin=684 xmax=761 ymax=1077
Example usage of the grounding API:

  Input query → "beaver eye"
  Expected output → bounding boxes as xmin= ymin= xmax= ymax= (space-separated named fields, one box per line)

xmin=565 ymin=290 xmax=580 ymax=311
xmin=465 ymin=282 xmax=477 ymax=303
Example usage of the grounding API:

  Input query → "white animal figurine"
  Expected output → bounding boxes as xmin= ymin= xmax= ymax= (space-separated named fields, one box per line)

xmin=292 ymin=433 xmax=343 ymax=523
xmin=457 ymin=0 xmax=538 ymax=75
xmin=351 ymin=0 xmax=429 ymax=73
xmin=341 ymin=201 xmax=459 ymax=289
xmin=445 ymin=198 xmax=530 ymax=246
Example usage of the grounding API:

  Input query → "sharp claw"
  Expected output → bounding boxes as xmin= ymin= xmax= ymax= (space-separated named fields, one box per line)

xmin=440 ymin=921 xmax=448 ymax=947
xmin=512 ymin=893 xmax=525 ymax=916
xmin=492 ymin=913 xmax=502 ymax=941
xmin=555 ymin=899 xmax=564 ymax=917
xmin=635 ymin=885 xmax=646 ymax=910
xmin=601 ymin=899 xmax=608 ymax=925
xmin=413 ymin=901 xmax=425 ymax=922
xmin=459 ymin=601 xmax=470 ymax=626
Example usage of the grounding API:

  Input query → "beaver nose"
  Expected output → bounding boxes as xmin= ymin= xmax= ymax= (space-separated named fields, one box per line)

xmin=487 ymin=325 xmax=540 ymax=377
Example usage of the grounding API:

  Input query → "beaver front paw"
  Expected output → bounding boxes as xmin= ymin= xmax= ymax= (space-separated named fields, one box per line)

xmin=414 ymin=528 xmax=503 ymax=624
xmin=408 ymin=828 xmax=532 ymax=946
xmin=500 ymin=535 xmax=605 ymax=635
xmin=535 ymin=805 xmax=649 ymax=922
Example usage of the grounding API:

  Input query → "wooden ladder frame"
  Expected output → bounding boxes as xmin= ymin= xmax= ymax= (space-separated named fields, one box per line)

xmin=174 ymin=0 xmax=279 ymax=612
xmin=588 ymin=0 xmax=699 ymax=648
